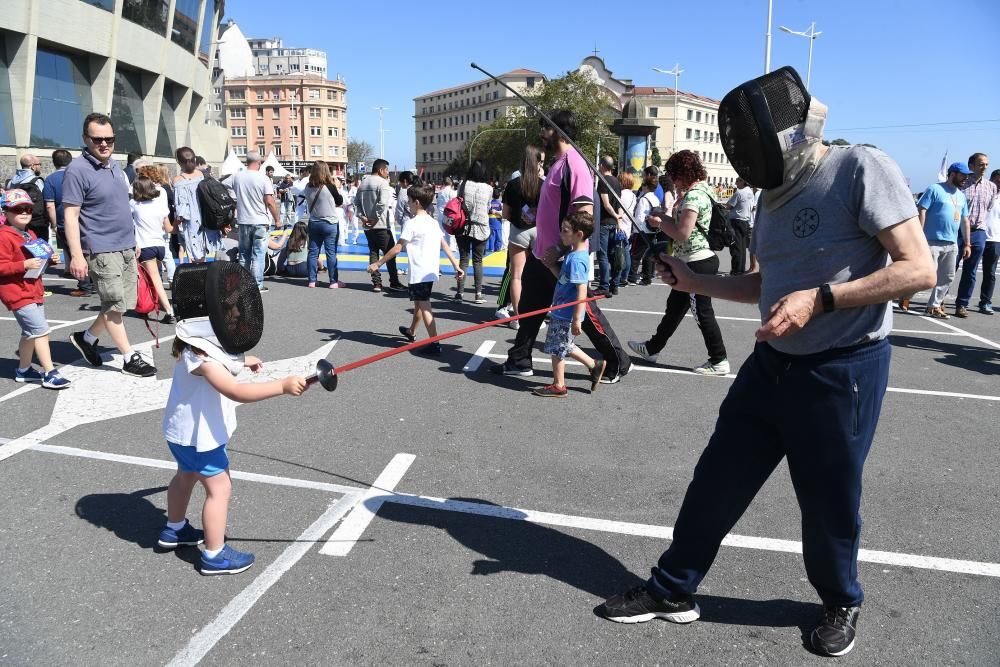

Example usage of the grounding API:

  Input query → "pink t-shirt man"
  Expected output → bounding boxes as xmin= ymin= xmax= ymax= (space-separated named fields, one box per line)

xmin=533 ymin=148 xmax=594 ymax=259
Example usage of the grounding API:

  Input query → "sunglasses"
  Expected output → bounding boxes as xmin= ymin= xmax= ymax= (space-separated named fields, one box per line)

xmin=6 ymin=206 xmax=33 ymax=214
xmin=87 ymin=135 xmax=116 ymax=145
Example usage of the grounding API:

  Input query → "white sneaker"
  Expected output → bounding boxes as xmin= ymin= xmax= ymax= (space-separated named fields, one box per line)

xmin=692 ymin=359 xmax=730 ymax=376
xmin=495 ymin=307 xmax=511 ymax=320
xmin=628 ymin=340 xmax=658 ymax=364
xmin=509 ymin=318 xmax=520 ymax=330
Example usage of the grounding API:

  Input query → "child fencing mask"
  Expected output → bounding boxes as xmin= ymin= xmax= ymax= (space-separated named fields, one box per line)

xmin=718 ymin=66 xmax=828 ymax=210
xmin=172 ymin=262 xmax=264 ymax=375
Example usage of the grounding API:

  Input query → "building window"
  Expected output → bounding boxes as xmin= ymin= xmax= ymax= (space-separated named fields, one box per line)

xmin=256 ymin=109 xmax=264 ymax=120
xmin=696 ymin=111 xmax=702 ymax=122
xmin=311 ymin=145 xmax=321 ymax=156
xmin=273 ymin=144 xmax=282 ymax=156
xmin=232 ymin=127 xmax=246 ymax=137
xmin=257 ymin=144 xmax=266 ymax=155
xmin=234 ymin=144 xmax=247 ymax=156
xmin=273 ymin=127 xmax=281 ymax=137
xmin=327 ymin=109 xmax=335 ymax=119
xmin=422 ymin=137 xmax=426 ymax=145
xmin=328 ymin=145 xmax=336 ymax=157
xmin=154 ymin=80 xmax=181 ymax=157
xmin=256 ymin=92 xmax=264 ymax=101
xmin=229 ymin=90 xmax=244 ymax=100
xmin=687 ymin=109 xmax=693 ymax=120
xmin=272 ymin=107 xmax=280 ymax=119
xmin=290 ymin=63 xmax=299 ymax=71
xmin=257 ymin=126 xmax=264 ymax=137
xmin=309 ymin=107 xmax=321 ymax=118
xmin=199 ymin=0 xmax=218 ymax=58
xmin=422 ymin=121 xmax=427 ymax=130
xmin=310 ymin=126 xmax=321 ymax=136
xmin=80 ymin=0 xmax=115 ymax=9
xmin=109 ymin=66 xmax=146 ymax=154
xmin=327 ymin=90 xmax=335 ymax=100
xmin=685 ymin=128 xmax=692 ymax=139
xmin=289 ymin=108 xmax=297 ymax=119
xmin=309 ymin=89 xmax=319 ymax=100
xmin=649 ymin=107 xmax=658 ymax=118
xmin=290 ymin=126 xmax=298 ymax=137
xmin=168 ymin=0 xmax=200 ymax=51
xmin=695 ymin=130 xmax=701 ymax=140
xmin=122 ymin=0 xmax=169 ymax=37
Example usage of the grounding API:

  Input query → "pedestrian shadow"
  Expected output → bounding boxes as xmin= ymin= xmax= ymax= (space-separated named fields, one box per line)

xmin=74 ymin=487 xmax=201 ymax=569
xmin=371 ymin=497 xmax=645 ymax=599
xmin=889 ymin=334 xmax=1000 ymax=374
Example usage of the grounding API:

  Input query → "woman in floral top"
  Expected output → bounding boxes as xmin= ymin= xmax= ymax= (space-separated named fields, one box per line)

xmin=627 ymin=150 xmax=730 ymax=376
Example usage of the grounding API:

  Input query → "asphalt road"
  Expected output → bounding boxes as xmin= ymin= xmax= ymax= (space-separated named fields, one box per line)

xmin=0 ymin=257 xmax=997 ymax=666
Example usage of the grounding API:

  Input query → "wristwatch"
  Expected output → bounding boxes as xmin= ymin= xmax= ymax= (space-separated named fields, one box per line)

xmin=820 ymin=283 xmax=835 ymax=313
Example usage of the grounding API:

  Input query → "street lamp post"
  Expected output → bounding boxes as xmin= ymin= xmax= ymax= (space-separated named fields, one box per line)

xmin=373 ymin=105 xmax=389 ymax=157
xmin=764 ymin=0 xmax=773 ymax=73
xmin=468 ymin=128 xmax=527 ymax=168
xmin=779 ymin=22 xmax=822 ymax=90
xmin=652 ymin=64 xmax=683 ymax=156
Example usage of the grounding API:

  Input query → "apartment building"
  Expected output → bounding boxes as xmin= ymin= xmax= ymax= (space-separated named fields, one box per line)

xmin=247 ymin=37 xmax=327 ymax=78
xmin=413 ymin=69 xmax=545 ymax=183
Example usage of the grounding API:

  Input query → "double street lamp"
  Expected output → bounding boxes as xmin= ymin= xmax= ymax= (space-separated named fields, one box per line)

xmin=779 ymin=22 xmax=822 ymax=90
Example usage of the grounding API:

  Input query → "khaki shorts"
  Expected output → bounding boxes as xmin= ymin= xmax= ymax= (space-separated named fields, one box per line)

xmin=87 ymin=249 xmax=137 ymax=314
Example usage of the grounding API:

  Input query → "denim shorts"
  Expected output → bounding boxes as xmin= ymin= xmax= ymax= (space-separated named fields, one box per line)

xmin=168 ymin=442 xmax=230 ymax=477
xmin=542 ymin=318 xmax=576 ymax=359
xmin=138 ymin=246 xmax=165 ymax=263
xmin=13 ymin=302 xmax=49 ymax=339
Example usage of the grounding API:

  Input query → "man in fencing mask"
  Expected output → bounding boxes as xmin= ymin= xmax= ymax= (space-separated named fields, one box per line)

xmin=597 ymin=66 xmax=935 ymax=658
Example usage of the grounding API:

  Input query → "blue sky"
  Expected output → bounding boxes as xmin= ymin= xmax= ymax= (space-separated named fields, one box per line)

xmin=228 ymin=0 xmax=1000 ymax=189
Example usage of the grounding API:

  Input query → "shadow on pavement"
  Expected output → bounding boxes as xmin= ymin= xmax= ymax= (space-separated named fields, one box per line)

xmin=889 ymin=334 xmax=1000 ymax=374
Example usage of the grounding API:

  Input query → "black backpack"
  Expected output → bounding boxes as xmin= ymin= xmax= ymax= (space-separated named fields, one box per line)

xmin=14 ymin=176 xmax=48 ymax=233
xmin=196 ymin=176 xmax=236 ymax=231
xmin=694 ymin=184 xmax=736 ymax=252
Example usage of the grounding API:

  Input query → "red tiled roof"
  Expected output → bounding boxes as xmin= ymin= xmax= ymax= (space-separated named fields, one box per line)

xmin=633 ymin=86 xmax=720 ymax=105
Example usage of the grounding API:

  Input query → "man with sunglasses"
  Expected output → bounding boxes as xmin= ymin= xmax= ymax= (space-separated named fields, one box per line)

xmin=62 ymin=112 xmax=155 ymax=377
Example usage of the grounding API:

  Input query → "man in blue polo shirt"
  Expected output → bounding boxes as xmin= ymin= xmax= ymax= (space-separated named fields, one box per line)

xmin=63 ymin=113 xmax=155 ymax=377
xmin=907 ymin=162 xmax=972 ymax=318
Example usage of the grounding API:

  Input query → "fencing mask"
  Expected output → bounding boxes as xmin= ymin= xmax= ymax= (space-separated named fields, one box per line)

xmin=172 ymin=262 xmax=264 ymax=375
xmin=718 ymin=66 xmax=827 ymax=211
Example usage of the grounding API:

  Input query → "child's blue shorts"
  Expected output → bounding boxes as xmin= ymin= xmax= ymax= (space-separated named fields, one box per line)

xmin=168 ymin=442 xmax=229 ymax=477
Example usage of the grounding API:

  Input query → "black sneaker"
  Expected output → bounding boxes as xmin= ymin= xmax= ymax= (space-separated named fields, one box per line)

xmin=416 ymin=342 xmax=442 ymax=355
xmin=810 ymin=605 xmax=860 ymax=657
xmin=610 ymin=284 xmax=619 ymax=295
xmin=387 ymin=284 xmax=407 ymax=292
xmin=593 ymin=288 xmax=612 ymax=299
xmin=489 ymin=362 xmax=533 ymax=377
xmin=598 ymin=585 xmax=701 ymax=624
xmin=70 ymin=331 xmax=103 ymax=367
xmin=162 ymin=313 xmax=177 ymax=325
xmin=398 ymin=325 xmax=416 ymax=342
xmin=122 ymin=352 xmax=156 ymax=378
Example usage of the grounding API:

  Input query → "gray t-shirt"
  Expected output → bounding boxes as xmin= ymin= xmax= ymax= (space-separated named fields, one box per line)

xmin=61 ymin=151 xmax=134 ymax=253
xmin=224 ymin=170 xmax=274 ymax=226
xmin=751 ymin=146 xmax=917 ymax=355
xmin=727 ymin=186 xmax=754 ymax=221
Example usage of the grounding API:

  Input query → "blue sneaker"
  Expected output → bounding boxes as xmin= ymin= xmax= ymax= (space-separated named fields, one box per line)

xmin=200 ymin=544 xmax=255 ymax=575
xmin=157 ymin=520 xmax=205 ymax=549
xmin=42 ymin=369 xmax=71 ymax=390
xmin=979 ymin=304 xmax=995 ymax=315
xmin=14 ymin=367 xmax=43 ymax=383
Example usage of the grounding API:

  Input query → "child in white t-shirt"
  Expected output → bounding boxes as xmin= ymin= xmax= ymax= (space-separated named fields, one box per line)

xmin=159 ymin=324 xmax=308 ymax=575
xmin=130 ymin=175 xmax=175 ymax=321
xmin=368 ymin=184 xmax=463 ymax=355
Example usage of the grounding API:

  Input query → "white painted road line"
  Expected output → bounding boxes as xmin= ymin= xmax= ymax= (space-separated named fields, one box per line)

xmin=0 ymin=316 xmax=71 ymax=324
xmin=0 ymin=424 xmax=66 ymax=463
xmin=28 ymin=443 xmax=363 ymax=495
xmin=918 ymin=314 xmax=1000 ymax=350
xmin=319 ymin=453 xmax=416 ymax=556
xmin=166 ymin=492 xmax=361 ymax=667
xmin=11 ymin=439 xmax=1000 ymax=579
xmin=48 ymin=316 xmax=102 ymax=332
xmin=376 ymin=493 xmax=1000 ymax=578
xmin=483 ymin=353 xmax=1000 ymax=402
xmin=464 ymin=340 xmax=495 ymax=372
xmin=601 ymin=308 xmax=968 ymax=336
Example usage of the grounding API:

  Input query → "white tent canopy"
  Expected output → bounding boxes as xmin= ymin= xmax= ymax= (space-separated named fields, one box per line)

xmin=262 ymin=151 xmax=290 ymax=178
xmin=219 ymin=150 xmax=245 ymax=178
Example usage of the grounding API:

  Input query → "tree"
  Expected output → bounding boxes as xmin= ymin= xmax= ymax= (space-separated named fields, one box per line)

xmin=448 ymin=70 xmax=620 ymax=180
xmin=347 ymin=139 xmax=375 ymax=170
xmin=650 ymin=147 xmax=662 ymax=168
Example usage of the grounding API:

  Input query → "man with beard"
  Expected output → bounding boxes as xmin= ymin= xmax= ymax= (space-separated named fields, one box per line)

xmin=490 ymin=109 xmax=629 ymax=384
xmin=596 ymin=68 xmax=935 ymax=658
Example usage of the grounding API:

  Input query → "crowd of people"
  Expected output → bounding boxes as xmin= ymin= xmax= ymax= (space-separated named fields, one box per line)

xmin=2 ymin=68 xmax=998 ymax=658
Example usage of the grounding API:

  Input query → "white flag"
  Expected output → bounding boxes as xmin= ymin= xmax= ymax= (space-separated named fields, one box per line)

xmin=936 ymin=151 xmax=948 ymax=182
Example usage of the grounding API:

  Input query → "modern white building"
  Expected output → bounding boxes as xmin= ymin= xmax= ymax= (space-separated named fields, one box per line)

xmin=247 ymin=37 xmax=327 ymax=78
xmin=0 ymin=0 xmax=229 ymax=177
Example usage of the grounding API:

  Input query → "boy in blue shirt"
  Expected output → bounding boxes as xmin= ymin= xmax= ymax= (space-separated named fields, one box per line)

xmin=487 ymin=189 xmax=504 ymax=253
xmin=533 ymin=211 xmax=606 ymax=397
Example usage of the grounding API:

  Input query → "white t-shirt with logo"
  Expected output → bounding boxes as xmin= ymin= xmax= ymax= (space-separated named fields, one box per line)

xmin=400 ymin=211 xmax=444 ymax=283
xmin=162 ymin=349 xmax=238 ymax=452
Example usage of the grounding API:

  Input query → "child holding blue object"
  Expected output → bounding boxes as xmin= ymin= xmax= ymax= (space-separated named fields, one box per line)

xmin=158 ymin=262 xmax=309 ymax=575
xmin=0 ymin=189 xmax=70 ymax=389
xmin=533 ymin=211 xmax=605 ymax=397
xmin=487 ymin=188 xmax=504 ymax=252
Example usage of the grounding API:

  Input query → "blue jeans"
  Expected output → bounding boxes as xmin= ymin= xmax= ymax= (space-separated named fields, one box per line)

xmin=955 ymin=228 xmax=987 ymax=307
xmin=647 ymin=339 xmax=891 ymax=608
xmin=308 ymin=219 xmax=339 ymax=283
xmin=979 ymin=241 xmax=998 ymax=308
xmin=597 ymin=223 xmax=614 ymax=289
xmin=238 ymin=224 xmax=268 ymax=288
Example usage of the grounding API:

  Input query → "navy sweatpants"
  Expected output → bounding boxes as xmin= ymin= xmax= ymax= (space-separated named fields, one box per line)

xmin=648 ymin=338 xmax=891 ymax=607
